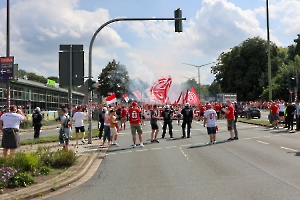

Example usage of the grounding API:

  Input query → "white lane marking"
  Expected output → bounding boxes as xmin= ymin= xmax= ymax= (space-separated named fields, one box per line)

xmin=257 ymin=140 xmax=269 ymax=145
xmin=179 ymin=147 xmax=190 ymax=161
xmin=180 ymin=144 xmax=192 ymax=147
xmin=106 ymin=153 xmax=116 ymax=155
xmin=253 ymin=137 xmax=261 ymax=138
xmin=274 ymin=135 xmax=280 ymax=136
xmin=151 ymin=148 xmax=162 ymax=150
xmin=244 ymin=138 xmax=252 ymax=140
xmin=166 ymin=146 xmax=177 ymax=148
xmin=120 ymin=151 xmax=132 ymax=153
xmin=263 ymin=136 xmax=271 ymax=137
xmin=136 ymin=149 xmax=148 ymax=152
xmin=193 ymin=143 xmax=205 ymax=145
xmin=280 ymin=146 xmax=298 ymax=152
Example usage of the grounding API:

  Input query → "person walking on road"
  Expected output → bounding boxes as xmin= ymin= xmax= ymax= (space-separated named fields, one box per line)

xmin=233 ymin=102 xmax=239 ymax=140
xmin=109 ymin=109 xmax=119 ymax=146
xmin=102 ymin=107 xmax=111 ymax=146
xmin=150 ymin=105 xmax=160 ymax=143
xmin=286 ymin=101 xmax=296 ymax=132
xmin=203 ymin=103 xmax=217 ymax=144
xmin=221 ymin=101 xmax=235 ymax=141
xmin=59 ymin=108 xmax=72 ymax=151
xmin=98 ymin=107 xmax=106 ymax=139
xmin=0 ymin=105 xmax=27 ymax=157
xmin=32 ymin=107 xmax=43 ymax=139
xmin=128 ymin=102 xmax=144 ymax=147
xmin=269 ymin=101 xmax=279 ymax=129
xmin=162 ymin=105 xmax=173 ymax=138
xmin=72 ymin=106 xmax=87 ymax=145
xmin=181 ymin=103 xmax=193 ymax=138
xmin=120 ymin=106 xmax=127 ymax=130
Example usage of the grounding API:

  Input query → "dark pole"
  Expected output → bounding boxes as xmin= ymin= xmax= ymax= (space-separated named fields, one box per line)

xmin=266 ymin=0 xmax=272 ymax=100
xmin=6 ymin=0 xmax=10 ymax=109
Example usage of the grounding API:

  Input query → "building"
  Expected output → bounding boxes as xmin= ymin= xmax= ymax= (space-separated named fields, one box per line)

xmin=0 ymin=78 xmax=85 ymax=113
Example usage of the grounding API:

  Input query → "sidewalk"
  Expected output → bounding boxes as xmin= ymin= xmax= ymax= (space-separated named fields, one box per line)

xmin=0 ymin=125 xmax=108 ymax=200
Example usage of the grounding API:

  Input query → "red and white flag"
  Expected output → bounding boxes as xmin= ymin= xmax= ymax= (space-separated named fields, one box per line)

xmin=150 ymin=76 xmax=172 ymax=103
xmin=106 ymin=93 xmax=117 ymax=105
xmin=183 ymin=90 xmax=189 ymax=104
xmin=187 ymin=87 xmax=200 ymax=104
xmin=132 ymin=91 xmax=142 ymax=100
xmin=122 ymin=94 xmax=129 ymax=102
xmin=175 ymin=92 xmax=182 ymax=104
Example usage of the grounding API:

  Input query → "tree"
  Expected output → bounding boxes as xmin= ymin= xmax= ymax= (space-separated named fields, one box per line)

xmin=211 ymin=37 xmax=279 ymax=101
xmin=97 ymin=60 xmax=130 ymax=98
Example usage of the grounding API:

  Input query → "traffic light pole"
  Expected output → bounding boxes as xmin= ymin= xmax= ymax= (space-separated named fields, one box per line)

xmin=87 ymin=15 xmax=186 ymax=144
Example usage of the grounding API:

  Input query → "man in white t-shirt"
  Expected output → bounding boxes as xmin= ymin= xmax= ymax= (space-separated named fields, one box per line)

xmin=73 ymin=106 xmax=87 ymax=145
xmin=203 ymin=104 xmax=218 ymax=144
xmin=278 ymin=100 xmax=285 ymax=123
xmin=0 ymin=105 xmax=27 ymax=157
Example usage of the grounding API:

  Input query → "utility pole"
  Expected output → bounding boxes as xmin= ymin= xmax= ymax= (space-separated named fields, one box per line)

xmin=182 ymin=62 xmax=215 ymax=101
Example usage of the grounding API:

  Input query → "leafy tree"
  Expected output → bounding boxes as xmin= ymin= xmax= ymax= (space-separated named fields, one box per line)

xmin=97 ymin=60 xmax=130 ymax=98
xmin=208 ymin=81 xmax=221 ymax=97
xmin=211 ymin=37 xmax=279 ymax=101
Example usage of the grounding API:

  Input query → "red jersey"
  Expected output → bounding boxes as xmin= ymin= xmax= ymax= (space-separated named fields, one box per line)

xmin=214 ymin=104 xmax=220 ymax=111
xmin=128 ymin=107 xmax=141 ymax=124
xmin=270 ymin=105 xmax=278 ymax=114
xmin=121 ymin=108 xmax=127 ymax=118
xmin=226 ymin=105 xmax=235 ymax=119
xmin=199 ymin=106 xmax=205 ymax=113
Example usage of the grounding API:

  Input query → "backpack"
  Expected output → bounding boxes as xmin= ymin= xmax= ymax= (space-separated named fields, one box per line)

xmin=62 ymin=114 xmax=71 ymax=128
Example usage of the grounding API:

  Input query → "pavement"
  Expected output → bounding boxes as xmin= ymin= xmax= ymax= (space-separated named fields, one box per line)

xmin=0 ymin=123 xmax=108 ymax=200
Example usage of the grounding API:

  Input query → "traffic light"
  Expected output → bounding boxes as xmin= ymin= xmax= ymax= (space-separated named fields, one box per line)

xmin=88 ymin=78 xmax=96 ymax=92
xmin=174 ymin=8 xmax=183 ymax=32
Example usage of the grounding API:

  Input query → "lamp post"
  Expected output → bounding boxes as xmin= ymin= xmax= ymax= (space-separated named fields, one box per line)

xmin=266 ymin=0 xmax=272 ymax=100
xmin=182 ymin=62 xmax=215 ymax=100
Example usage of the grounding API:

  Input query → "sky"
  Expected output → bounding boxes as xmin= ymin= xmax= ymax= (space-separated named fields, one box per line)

xmin=0 ymin=0 xmax=300 ymax=91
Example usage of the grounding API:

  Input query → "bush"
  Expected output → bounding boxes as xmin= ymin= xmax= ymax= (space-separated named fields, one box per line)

xmin=7 ymin=172 xmax=36 ymax=188
xmin=20 ymin=120 xmax=33 ymax=129
xmin=38 ymin=166 xmax=52 ymax=175
xmin=0 ymin=167 xmax=19 ymax=189
xmin=52 ymin=150 xmax=76 ymax=168
xmin=37 ymin=146 xmax=54 ymax=167
xmin=13 ymin=151 xmax=39 ymax=173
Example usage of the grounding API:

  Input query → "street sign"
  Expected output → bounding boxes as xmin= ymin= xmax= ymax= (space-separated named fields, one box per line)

xmin=0 ymin=56 xmax=14 ymax=80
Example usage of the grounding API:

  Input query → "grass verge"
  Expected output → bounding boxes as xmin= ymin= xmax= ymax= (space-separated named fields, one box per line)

xmin=237 ymin=118 xmax=272 ymax=127
xmin=21 ymin=129 xmax=100 ymax=146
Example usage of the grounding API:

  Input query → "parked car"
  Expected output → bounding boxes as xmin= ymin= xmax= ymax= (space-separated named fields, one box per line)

xmin=240 ymin=106 xmax=261 ymax=119
xmin=236 ymin=107 xmax=243 ymax=117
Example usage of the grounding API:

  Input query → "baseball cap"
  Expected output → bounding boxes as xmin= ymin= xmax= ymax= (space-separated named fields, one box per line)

xmin=132 ymin=102 xmax=137 ymax=107
xmin=207 ymin=104 xmax=212 ymax=108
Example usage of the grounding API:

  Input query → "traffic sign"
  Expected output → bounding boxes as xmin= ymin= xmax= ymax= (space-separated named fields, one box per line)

xmin=0 ymin=56 xmax=14 ymax=80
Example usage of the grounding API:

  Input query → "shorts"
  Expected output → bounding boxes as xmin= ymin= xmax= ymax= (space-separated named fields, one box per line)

xmin=130 ymin=124 xmax=143 ymax=135
xmin=151 ymin=123 xmax=159 ymax=130
xmin=227 ymin=119 xmax=234 ymax=131
xmin=75 ymin=126 xmax=85 ymax=133
xmin=110 ymin=127 xmax=118 ymax=137
xmin=278 ymin=111 xmax=284 ymax=117
xmin=2 ymin=128 xmax=20 ymax=149
xmin=271 ymin=114 xmax=279 ymax=122
xmin=200 ymin=112 xmax=204 ymax=117
xmin=207 ymin=127 xmax=216 ymax=135
xmin=177 ymin=114 xmax=181 ymax=119
xmin=121 ymin=118 xmax=127 ymax=124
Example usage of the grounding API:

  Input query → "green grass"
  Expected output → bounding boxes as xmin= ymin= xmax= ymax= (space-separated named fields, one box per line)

xmin=20 ymin=129 xmax=100 ymax=146
xmin=237 ymin=118 xmax=272 ymax=127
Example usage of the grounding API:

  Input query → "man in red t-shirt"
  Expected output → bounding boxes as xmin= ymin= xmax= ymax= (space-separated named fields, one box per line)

xmin=222 ymin=100 xmax=235 ymax=140
xmin=269 ymin=101 xmax=279 ymax=129
xmin=120 ymin=106 xmax=127 ymax=130
xmin=128 ymin=102 xmax=144 ymax=147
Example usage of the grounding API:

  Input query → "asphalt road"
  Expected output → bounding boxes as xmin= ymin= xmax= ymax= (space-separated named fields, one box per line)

xmin=40 ymin=119 xmax=300 ymax=200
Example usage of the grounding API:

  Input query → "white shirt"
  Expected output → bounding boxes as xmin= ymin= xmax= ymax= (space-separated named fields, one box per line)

xmin=0 ymin=112 xmax=25 ymax=129
xmin=72 ymin=112 xmax=87 ymax=127
xmin=278 ymin=103 xmax=285 ymax=112
xmin=204 ymin=109 xmax=217 ymax=127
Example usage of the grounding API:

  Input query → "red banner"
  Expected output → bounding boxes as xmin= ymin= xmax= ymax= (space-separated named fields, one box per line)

xmin=150 ymin=76 xmax=172 ymax=103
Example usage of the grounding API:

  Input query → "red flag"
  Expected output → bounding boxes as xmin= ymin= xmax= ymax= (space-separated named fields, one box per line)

xmin=132 ymin=91 xmax=142 ymax=100
xmin=183 ymin=90 xmax=189 ymax=104
xmin=175 ymin=92 xmax=182 ymax=104
xmin=106 ymin=93 xmax=117 ymax=105
xmin=187 ymin=87 xmax=200 ymax=104
xmin=122 ymin=94 xmax=129 ymax=102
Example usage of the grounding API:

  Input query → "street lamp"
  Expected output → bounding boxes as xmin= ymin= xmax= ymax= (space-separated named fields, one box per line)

xmin=182 ymin=62 xmax=216 ymax=99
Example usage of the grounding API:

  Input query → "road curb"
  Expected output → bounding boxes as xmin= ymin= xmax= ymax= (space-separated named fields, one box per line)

xmin=2 ymin=149 xmax=106 ymax=200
